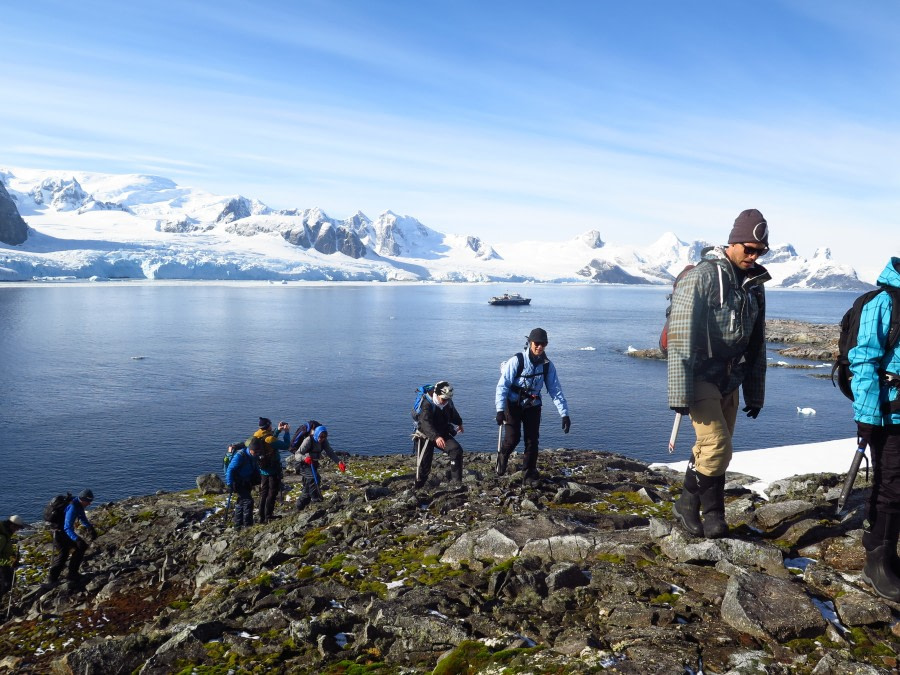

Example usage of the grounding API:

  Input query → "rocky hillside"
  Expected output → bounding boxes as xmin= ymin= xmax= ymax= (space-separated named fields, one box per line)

xmin=1 ymin=450 xmax=898 ymax=674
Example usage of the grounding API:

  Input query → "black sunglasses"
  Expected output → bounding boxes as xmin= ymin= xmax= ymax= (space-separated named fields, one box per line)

xmin=740 ymin=243 xmax=768 ymax=256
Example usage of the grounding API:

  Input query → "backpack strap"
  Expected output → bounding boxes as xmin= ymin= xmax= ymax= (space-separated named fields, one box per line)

xmin=512 ymin=351 xmax=549 ymax=395
xmin=885 ymin=287 xmax=900 ymax=355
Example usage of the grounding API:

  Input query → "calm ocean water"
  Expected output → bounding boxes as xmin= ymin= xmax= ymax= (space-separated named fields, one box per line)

xmin=0 ymin=282 xmax=859 ymax=521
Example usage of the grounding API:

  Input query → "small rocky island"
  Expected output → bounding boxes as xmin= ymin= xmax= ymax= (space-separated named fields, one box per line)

xmin=1 ymin=449 xmax=897 ymax=674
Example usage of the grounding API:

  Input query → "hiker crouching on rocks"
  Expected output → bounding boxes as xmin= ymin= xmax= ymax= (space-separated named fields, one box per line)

xmin=0 ymin=515 xmax=26 ymax=603
xmin=49 ymin=490 xmax=97 ymax=585
xmin=225 ymin=439 xmax=261 ymax=529
xmin=414 ymin=381 xmax=464 ymax=489
xmin=850 ymin=257 xmax=900 ymax=600
xmin=495 ymin=327 xmax=570 ymax=480
xmin=668 ymin=209 xmax=770 ymax=539
xmin=249 ymin=418 xmax=290 ymax=524
xmin=294 ymin=426 xmax=346 ymax=510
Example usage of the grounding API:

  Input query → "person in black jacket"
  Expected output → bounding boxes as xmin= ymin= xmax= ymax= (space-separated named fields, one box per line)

xmin=414 ymin=381 xmax=465 ymax=489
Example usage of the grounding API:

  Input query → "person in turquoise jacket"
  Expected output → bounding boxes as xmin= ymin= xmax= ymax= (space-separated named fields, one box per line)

xmin=850 ymin=257 xmax=900 ymax=600
xmin=247 ymin=418 xmax=290 ymax=524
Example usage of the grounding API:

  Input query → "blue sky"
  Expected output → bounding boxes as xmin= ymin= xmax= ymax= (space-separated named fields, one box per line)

xmin=2 ymin=0 xmax=899 ymax=279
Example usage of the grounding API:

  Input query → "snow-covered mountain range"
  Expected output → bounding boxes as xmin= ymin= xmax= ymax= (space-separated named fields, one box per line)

xmin=0 ymin=168 xmax=871 ymax=288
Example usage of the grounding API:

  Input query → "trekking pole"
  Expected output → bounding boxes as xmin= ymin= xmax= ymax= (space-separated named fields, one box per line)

xmin=223 ymin=487 xmax=234 ymax=523
xmin=668 ymin=412 xmax=683 ymax=454
xmin=309 ymin=462 xmax=323 ymax=500
xmin=6 ymin=567 xmax=16 ymax=621
xmin=836 ymin=440 xmax=868 ymax=516
xmin=495 ymin=422 xmax=504 ymax=474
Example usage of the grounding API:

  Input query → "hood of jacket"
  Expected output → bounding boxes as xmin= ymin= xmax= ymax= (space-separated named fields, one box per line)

xmin=877 ymin=257 xmax=900 ymax=290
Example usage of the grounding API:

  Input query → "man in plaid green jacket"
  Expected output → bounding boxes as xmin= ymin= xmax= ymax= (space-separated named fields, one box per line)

xmin=668 ymin=209 xmax=771 ymax=539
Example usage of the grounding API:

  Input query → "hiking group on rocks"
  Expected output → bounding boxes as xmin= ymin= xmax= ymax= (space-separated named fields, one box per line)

xmin=8 ymin=211 xmax=900 ymax=630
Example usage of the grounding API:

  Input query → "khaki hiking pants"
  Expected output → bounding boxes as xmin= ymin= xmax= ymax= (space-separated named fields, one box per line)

xmin=689 ymin=380 xmax=739 ymax=477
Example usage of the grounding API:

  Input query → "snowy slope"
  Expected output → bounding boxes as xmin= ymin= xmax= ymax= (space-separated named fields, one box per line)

xmin=0 ymin=167 xmax=871 ymax=288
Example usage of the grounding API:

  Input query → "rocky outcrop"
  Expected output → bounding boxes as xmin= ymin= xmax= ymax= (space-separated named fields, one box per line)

xmin=577 ymin=259 xmax=654 ymax=283
xmin=0 ymin=181 xmax=28 ymax=245
xmin=280 ymin=209 xmax=368 ymax=258
xmin=2 ymin=450 xmax=898 ymax=673
xmin=629 ymin=318 xmax=841 ymax=364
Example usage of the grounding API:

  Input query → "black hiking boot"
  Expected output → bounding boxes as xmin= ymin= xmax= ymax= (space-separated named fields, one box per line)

xmin=862 ymin=514 xmax=900 ymax=601
xmin=697 ymin=473 xmax=728 ymax=539
xmin=672 ymin=467 xmax=703 ymax=537
xmin=496 ymin=451 xmax=509 ymax=476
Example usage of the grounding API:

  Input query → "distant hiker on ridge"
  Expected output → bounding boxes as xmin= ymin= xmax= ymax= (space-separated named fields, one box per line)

xmin=48 ymin=490 xmax=97 ymax=585
xmin=668 ymin=209 xmax=770 ymax=539
xmin=0 ymin=515 xmax=26 ymax=604
xmin=294 ymin=426 xmax=346 ymax=510
xmin=413 ymin=381 xmax=465 ymax=489
xmin=848 ymin=257 xmax=900 ymax=600
xmin=495 ymin=327 xmax=570 ymax=481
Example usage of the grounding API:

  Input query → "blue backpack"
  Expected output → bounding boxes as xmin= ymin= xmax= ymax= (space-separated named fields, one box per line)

xmin=411 ymin=384 xmax=435 ymax=421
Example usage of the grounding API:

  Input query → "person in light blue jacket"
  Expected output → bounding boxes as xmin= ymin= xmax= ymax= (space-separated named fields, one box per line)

xmin=495 ymin=327 xmax=570 ymax=479
xmin=850 ymin=256 xmax=900 ymax=601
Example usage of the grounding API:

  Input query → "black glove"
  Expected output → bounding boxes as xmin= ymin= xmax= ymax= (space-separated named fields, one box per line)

xmin=88 ymin=526 xmax=98 ymax=541
xmin=562 ymin=416 xmax=571 ymax=434
xmin=743 ymin=406 xmax=761 ymax=419
xmin=496 ymin=411 xmax=505 ymax=426
xmin=671 ymin=406 xmax=689 ymax=416
xmin=857 ymin=422 xmax=875 ymax=447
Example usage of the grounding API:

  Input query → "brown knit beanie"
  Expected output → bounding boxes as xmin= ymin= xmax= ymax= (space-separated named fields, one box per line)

xmin=728 ymin=209 xmax=769 ymax=246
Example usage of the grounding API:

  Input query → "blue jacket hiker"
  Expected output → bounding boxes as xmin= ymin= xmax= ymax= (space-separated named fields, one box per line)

xmin=850 ymin=257 xmax=900 ymax=601
xmin=225 ymin=440 xmax=261 ymax=529
xmin=495 ymin=327 xmax=570 ymax=479
xmin=48 ymin=489 xmax=96 ymax=585
xmin=294 ymin=426 xmax=346 ymax=510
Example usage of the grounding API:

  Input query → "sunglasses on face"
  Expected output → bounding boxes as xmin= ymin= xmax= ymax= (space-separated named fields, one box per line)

xmin=740 ymin=243 xmax=768 ymax=257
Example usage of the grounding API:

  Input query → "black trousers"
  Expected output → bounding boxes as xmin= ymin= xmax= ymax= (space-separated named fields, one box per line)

xmin=295 ymin=461 xmax=323 ymax=509
xmin=415 ymin=435 xmax=463 ymax=484
xmin=0 ymin=566 xmax=12 ymax=601
xmin=258 ymin=474 xmax=281 ymax=521
xmin=233 ymin=482 xmax=254 ymax=528
xmin=500 ymin=403 xmax=542 ymax=473
xmin=868 ymin=424 xmax=900 ymax=524
xmin=49 ymin=530 xmax=88 ymax=581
